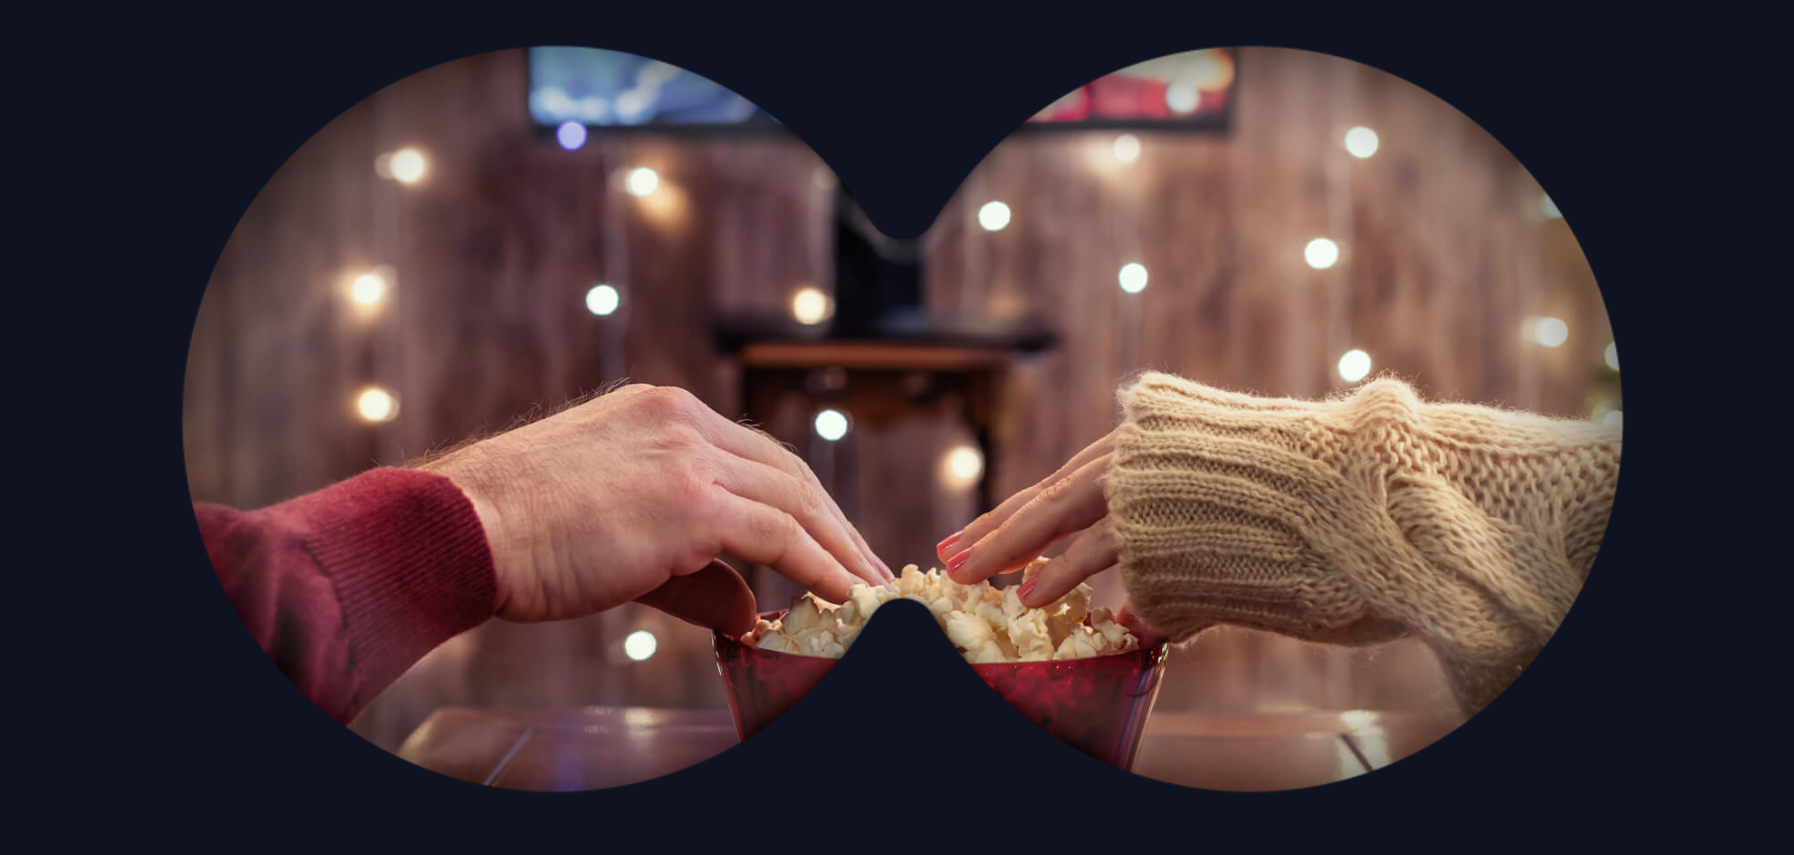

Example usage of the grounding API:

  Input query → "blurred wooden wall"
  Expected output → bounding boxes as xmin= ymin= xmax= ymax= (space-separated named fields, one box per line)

xmin=185 ymin=47 xmax=1611 ymax=750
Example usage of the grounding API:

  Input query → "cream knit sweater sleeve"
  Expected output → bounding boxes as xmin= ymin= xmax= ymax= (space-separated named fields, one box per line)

xmin=1106 ymin=371 xmax=1621 ymax=713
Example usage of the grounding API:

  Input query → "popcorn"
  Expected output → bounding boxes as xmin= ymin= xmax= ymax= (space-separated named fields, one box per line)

xmin=1054 ymin=626 xmax=1105 ymax=660
xmin=755 ymin=628 xmax=801 ymax=655
xmin=1008 ymin=610 xmax=1056 ymax=661
xmin=896 ymin=564 xmax=930 ymax=596
xmin=797 ymin=629 xmax=845 ymax=658
xmin=846 ymin=584 xmax=888 ymax=625
xmin=966 ymin=640 xmax=1009 ymax=664
xmin=742 ymin=556 xmax=1140 ymax=664
xmin=783 ymin=594 xmax=836 ymax=636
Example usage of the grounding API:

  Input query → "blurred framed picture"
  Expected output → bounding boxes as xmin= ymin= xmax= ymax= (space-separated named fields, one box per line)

xmin=1024 ymin=48 xmax=1237 ymax=132
xmin=527 ymin=47 xmax=781 ymax=132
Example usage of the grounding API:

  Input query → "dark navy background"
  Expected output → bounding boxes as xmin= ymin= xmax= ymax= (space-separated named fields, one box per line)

xmin=21 ymin=5 xmax=1749 ymax=848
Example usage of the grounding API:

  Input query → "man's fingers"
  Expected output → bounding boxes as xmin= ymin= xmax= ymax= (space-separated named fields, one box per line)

xmin=698 ymin=408 xmax=892 ymax=582
xmin=939 ymin=429 xmax=1116 ymax=564
xmin=709 ymin=453 xmax=887 ymax=590
xmin=635 ymin=559 xmax=757 ymax=637
xmin=950 ymin=454 xmax=1111 ymax=584
xmin=1017 ymin=520 xmax=1119 ymax=608
xmin=710 ymin=488 xmax=860 ymax=605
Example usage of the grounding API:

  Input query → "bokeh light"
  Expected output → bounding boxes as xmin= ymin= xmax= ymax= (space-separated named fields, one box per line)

xmin=351 ymin=271 xmax=387 ymax=306
xmin=1113 ymin=134 xmax=1142 ymax=163
xmin=625 ymin=167 xmax=660 ymax=197
xmin=942 ymin=445 xmax=984 ymax=488
xmin=556 ymin=121 xmax=587 ymax=151
xmin=357 ymin=387 xmax=399 ymax=423
xmin=623 ymin=630 xmax=657 ymax=661
xmin=1337 ymin=349 xmax=1372 ymax=383
xmin=1185 ymin=50 xmax=1235 ymax=90
xmin=1604 ymin=342 xmax=1619 ymax=371
xmin=791 ymin=287 xmax=833 ymax=325
xmin=1305 ymin=238 xmax=1340 ymax=269
xmin=1118 ymin=263 xmax=1149 ymax=293
xmin=814 ymin=409 xmax=849 ymax=441
xmin=1531 ymin=317 xmax=1569 ymax=348
xmin=1165 ymin=83 xmax=1201 ymax=113
xmin=586 ymin=284 xmax=619 ymax=316
xmin=1344 ymin=126 xmax=1380 ymax=158
xmin=978 ymin=201 xmax=1012 ymax=231
xmin=389 ymin=148 xmax=426 ymax=184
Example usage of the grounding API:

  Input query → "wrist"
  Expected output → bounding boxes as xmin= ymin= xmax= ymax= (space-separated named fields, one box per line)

xmin=416 ymin=448 xmax=520 ymax=615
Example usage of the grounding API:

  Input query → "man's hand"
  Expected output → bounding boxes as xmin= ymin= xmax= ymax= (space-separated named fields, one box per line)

xmin=418 ymin=384 xmax=891 ymax=633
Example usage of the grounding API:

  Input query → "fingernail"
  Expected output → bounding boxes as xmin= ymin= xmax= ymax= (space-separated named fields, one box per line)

xmin=1017 ymin=578 xmax=1037 ymax=603
xmin=946 ymin=549 xmax=971 ymax=573
xmin=937 ymin=531 xmax=962 ymax=555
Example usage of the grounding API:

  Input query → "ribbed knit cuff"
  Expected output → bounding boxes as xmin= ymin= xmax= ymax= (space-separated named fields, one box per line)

xmin=295 ymin=468 xmax=498 ymax=706
xmin=1107 ymin=373 xmax=1410 ymax=647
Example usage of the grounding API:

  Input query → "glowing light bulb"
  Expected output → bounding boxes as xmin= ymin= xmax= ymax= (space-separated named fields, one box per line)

xmin=389 ymin=148 xmax=426 ymax=184
xmin=556 ymin=121 xmax=587 ymax=151
xmin=1165 ymin=82 xmax=1201 ymax=113
xmin=1305 ymin=238 xmax=1340 ymax=269
xmin=942 ymin=445 xmax=984 ymax=487
xmin=623 ymin=630 xmax=657 ymax=661
xmin=585 ymin=284 xmax=619 ymax=316
xmin=1118 ymin=262 xmax=1149 ymax=293
xmin=356 ymin=387 xmax=398 ymax=423
xmin=625 ymin=167 xmax=660 ymax=197
xmin=1344 ymin=126 xmax=1379 ymax=158
xmin=1337 ymin=349 xmax=1372 ymax=383
xmin=978 ymin=201 xmax=1012 ymax=231
xmin=791 ymin=287 xmax=832 ymax=325
xmin=1532 ymin=317 xmax=1569 ymax=348
xmin=351 ymin=271 xmax=387 ymax=305
xmin=814 ymin=409 xmax=849 ymax=441
xmin=1113 ymin=133 xmax=1141 ymax=163
xmin=1604 ymin=342 xmax=1619 ymax=371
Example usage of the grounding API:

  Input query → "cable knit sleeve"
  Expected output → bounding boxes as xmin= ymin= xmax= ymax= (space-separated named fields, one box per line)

xmin=1105 ymin=371 xmax=1621 ymax=713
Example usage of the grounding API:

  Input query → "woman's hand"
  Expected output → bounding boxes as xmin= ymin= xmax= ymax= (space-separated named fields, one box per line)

xmin=420 ymin=384 xmax=891 ymax=634
xmin=935 ymin=429 xmax=1163 ymax=643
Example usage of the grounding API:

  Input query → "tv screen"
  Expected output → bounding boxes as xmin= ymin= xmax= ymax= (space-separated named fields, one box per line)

xmin=528 ymin=47 xmax=775 ymax=127
xmin=1028 ymin=49 xmax=1236 ymax=129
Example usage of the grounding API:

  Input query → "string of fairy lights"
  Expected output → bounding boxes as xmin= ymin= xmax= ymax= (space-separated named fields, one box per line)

xmin=343 ymin=97 xmax=1620 ymax=488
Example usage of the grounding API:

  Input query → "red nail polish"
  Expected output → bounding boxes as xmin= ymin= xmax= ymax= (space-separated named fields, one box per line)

xmin=946 ymin=549 xmax=971 ymax=572
xmin=937 ymin=531 xmax=962 ymax=554
xmin=1017 ymin=578 xmax=1037 ymax=602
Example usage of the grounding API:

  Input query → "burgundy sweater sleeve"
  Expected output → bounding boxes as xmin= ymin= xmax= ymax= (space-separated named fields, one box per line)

xmin=195 ymin=467 xmax=499 ymax=724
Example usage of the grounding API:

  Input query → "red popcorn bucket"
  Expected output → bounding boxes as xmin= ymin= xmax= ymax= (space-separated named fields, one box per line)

xmin=713 ymin=610 xmax=1170 ymax=770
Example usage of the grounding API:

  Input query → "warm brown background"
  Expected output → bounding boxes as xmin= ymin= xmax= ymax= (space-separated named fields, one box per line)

xmin=184 ymin=47 xmax=1615 ymax=754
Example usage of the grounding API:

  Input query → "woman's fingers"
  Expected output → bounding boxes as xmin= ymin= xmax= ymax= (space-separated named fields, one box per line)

xmin=708 ymin=453 xmax=887 ymax=590
xmin=1114 ymin=604 xmax=1171 ymax=647
xmin=1017 ymin=520 xmax=1119 ymax=608
xmin=709 ymin=488 xmax=861 ymax=604
xmin=635 ymin=559 xmax=757 ymax=637
xmin=949 ymin=454 xmax=1111 ymax=584
xmin=698 ymin=407 xmax=893 ymax=582
xmin=939 ymin=429 xmax=1116 ymax=564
